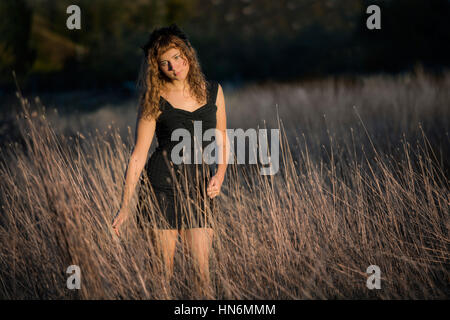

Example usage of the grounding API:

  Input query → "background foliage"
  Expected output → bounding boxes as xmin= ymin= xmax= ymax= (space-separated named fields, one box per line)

xmin=1 ymin=0 xmax=449 ymax=92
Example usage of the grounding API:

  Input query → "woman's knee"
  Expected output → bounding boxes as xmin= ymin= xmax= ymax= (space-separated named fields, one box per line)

xmin=152 ymin=229 xmax=178 ymax=255
xmin=180 ymin=227 xmax=214 ymax=257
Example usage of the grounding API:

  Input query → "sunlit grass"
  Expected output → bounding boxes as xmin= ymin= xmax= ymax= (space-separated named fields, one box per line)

xmin=0 ymin=70 xmax=448 ymax=299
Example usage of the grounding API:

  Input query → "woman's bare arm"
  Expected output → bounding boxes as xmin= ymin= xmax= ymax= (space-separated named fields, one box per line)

xmin=119 ymin=115 xmax=156 ymax=210
xmin=215 ymin=83 xmax=229 ymax=180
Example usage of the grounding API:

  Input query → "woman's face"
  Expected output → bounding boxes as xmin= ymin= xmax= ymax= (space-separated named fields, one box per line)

xmin=158 ymin=47 xmax=189 ymax=81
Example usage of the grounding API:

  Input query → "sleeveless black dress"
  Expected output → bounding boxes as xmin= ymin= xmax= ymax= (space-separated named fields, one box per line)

xmin=136 ymin=80 xmax=220 ymax=230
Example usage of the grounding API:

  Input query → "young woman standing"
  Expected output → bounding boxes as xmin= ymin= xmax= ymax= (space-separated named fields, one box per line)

xmin=112 ymin=24 xmax=228 ymax=297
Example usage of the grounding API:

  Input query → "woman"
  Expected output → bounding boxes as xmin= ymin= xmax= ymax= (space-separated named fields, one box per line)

xmin=111 ymin=24 xmax=228 ymax=297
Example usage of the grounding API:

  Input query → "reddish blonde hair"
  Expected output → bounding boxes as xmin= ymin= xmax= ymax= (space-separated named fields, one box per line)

xmin=136 ymin=34 xmax=208 ymax=121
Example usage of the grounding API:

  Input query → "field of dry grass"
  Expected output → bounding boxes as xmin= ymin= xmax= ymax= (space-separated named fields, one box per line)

xmin=0 ymin=69 xmax=448 ymax=299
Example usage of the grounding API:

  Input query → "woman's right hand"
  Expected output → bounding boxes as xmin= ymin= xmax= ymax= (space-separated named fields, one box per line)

xmin=112 ymin=207 xmax=130 ymax=237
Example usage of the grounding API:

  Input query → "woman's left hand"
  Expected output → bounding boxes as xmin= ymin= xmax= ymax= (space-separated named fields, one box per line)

xmin=207 ymin=174 xmax=224 ymax=199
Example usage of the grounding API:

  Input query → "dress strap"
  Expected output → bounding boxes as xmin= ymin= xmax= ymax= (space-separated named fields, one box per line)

xmin=208 ymin=80 xmax=219 ymax=105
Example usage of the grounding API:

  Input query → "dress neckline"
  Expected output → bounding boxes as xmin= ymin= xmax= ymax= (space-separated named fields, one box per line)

xmin=160 ymin=96 xmax=210 ymax=114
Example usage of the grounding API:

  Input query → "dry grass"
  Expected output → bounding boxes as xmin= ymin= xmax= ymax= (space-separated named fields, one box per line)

xmin=0 ymin=70 xmax=448 ymax=299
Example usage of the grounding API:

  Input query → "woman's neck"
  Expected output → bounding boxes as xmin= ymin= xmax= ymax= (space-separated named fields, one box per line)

xmin=163 ymin=79 xmax=188 ymax=92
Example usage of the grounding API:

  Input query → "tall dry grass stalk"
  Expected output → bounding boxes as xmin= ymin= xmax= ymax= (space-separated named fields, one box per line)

xmin=0 ymin=70 xmax=448 ymax=299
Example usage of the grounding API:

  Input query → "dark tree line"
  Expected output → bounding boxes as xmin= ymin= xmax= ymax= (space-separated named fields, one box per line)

xmin=1 ymin=0 xmax=449 ymax=92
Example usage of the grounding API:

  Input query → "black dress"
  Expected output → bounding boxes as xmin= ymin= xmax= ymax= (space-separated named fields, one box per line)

xmin=136 ymin=80 xmax=220 ymax=230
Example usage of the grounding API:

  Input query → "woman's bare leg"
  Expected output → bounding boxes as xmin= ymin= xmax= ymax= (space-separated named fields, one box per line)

xmin=152 ymin=229 xmax=178 ymax=282
xmin=180 ymin=227 xmax=214 ymax=297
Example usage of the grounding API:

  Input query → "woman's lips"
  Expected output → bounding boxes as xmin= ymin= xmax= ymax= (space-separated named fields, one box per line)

xmin=174 ymin=69 xmax=183 ymax=76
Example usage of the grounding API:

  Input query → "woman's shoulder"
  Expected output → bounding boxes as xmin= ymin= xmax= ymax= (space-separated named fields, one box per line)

xmin=205 ymin=79 xmax=220 ymax=104
xmin=205 ymin=79 xmax=220 ymax=93
xmin=207 ymin=79 xmax=220 ymax=89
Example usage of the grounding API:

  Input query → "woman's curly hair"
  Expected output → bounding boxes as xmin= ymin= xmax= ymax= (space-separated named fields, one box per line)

xmin=136 ymin=24 xmax=208 ymax=121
